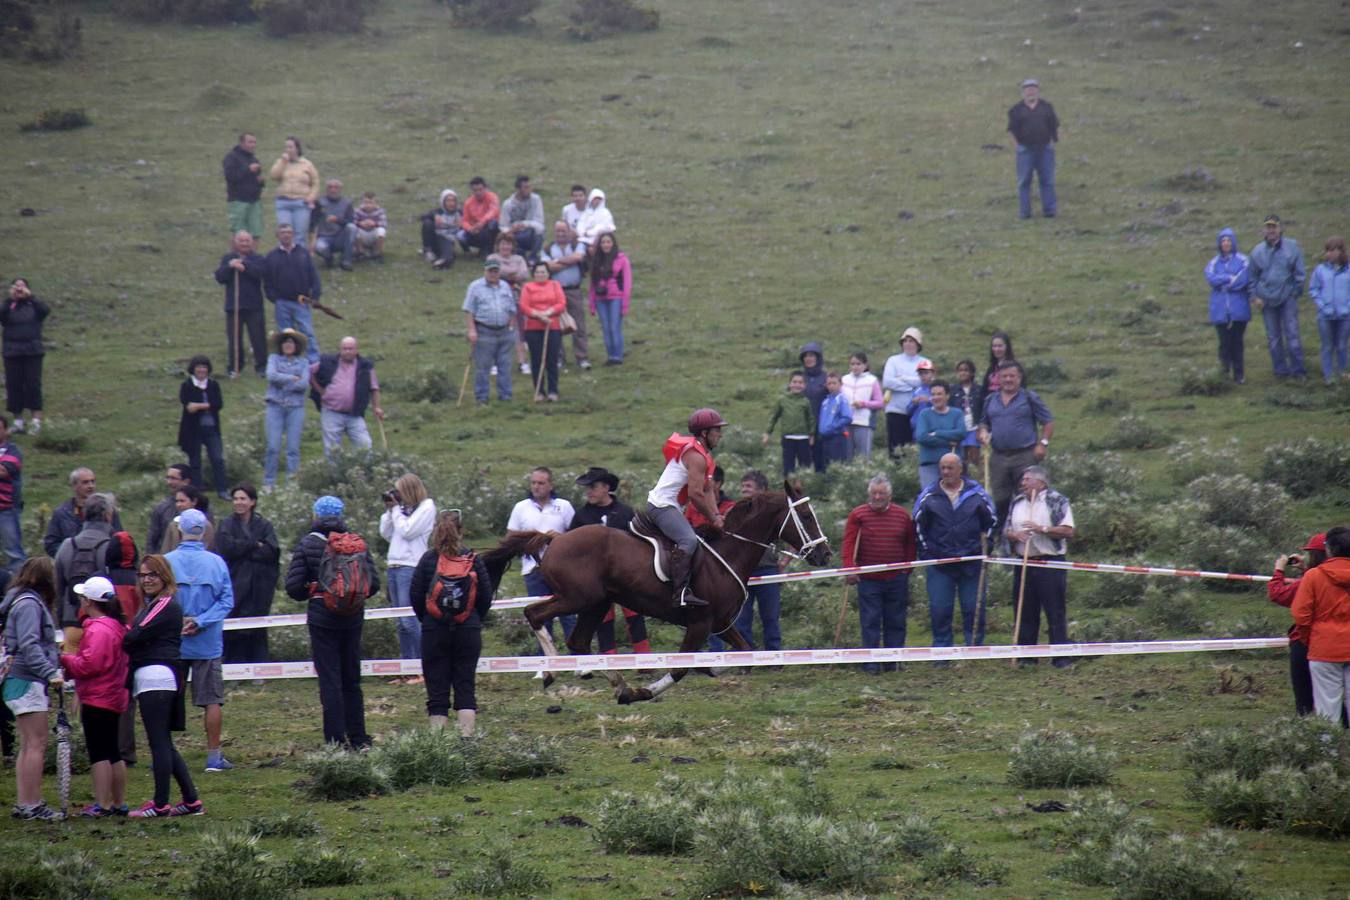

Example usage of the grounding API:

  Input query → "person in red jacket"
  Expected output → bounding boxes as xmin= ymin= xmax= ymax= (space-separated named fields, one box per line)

xmin=456 ymin=176 xmax=500 ymax=257
xmin=842 ymin=474 xmax=917 ymax=674
xmin=60 ymin=576 xmax=130 ymax=817
xmin=518 ymin=262 xmax=566 ymax=401
xmin=1269 ymin=533 xmax=1328 ymax=716
xmin=1291 ymin=526 xmax=1350 ymax=726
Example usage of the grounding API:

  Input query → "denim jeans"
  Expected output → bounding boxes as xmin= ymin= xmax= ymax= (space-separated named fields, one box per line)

xmin=512 ymin=229 xmax=542 ymax=258
xmin=781 ymin=437 xmax=811 ymax=476
xmin=815 ymin=433 xmax=850 ymax=472
xmin=1015 ymin=144 xmax=1056 ymax=218
xmin=1316 ymin=316 xmax=1350 ymax=382
xmin=525 ymin=570 xmax=575 ymax=647
xmin=263 ymin=402 xmax=304 ymax=486
xmin=1214 ymin=321 xmax=1247 ymax=381
xmin=319 ymin=408 xmax=371 ymax=460
xmin=273 ymin=299 xmax=320 ymax=363
xmin=925 ymin=560 xmax=985 ymax=647
xmin=275 ymin=197 xmax=311 ymax=245
xmin=455 ymin=222 xmax=498 ymax=256
xmin=856 ymin=574 xmax=908 ymax=673
xmin=918 ymin=463 xmax=940 ymax=490
xmin=595 ymin=298 xmax=624 ymax=362
xmin=314 ymin=223 xmax=356 ymax=267
xmin=1261 ymin=300 xmax=1306 ymax=377
xmin=386 ymin=566 xmax=420 ymax=660
xmin=473 ymin=327 xmax=515 ymax=402
xmin=0 ymin=507 xmax=26 ymax=588
xmin=187 ymin=426 xmax=228 ymax=497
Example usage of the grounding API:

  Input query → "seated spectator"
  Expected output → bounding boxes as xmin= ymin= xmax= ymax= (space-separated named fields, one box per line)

xmin=352 ymin=192 xmax=387 ymax=262
xmin=421 ymin=189 xmax=461 ymax=269
xmin=313 ymin=179 xmax=356 ymax=271
xmin=456 ymin=176 xmax=499 ymax=257
xmin=561 ymin=184 xmax=587 ymax=234
xmin=576 ymin=188 xmax=615 ymax=251
xmin=500 ymin=175 xmax=545 ymax=260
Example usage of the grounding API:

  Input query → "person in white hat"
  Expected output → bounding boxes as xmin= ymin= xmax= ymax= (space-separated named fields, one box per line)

xmin=881 ymin=326 xmax=931 ymax=458
xmin=1007 ymin=78 xmax=1060 ymax=219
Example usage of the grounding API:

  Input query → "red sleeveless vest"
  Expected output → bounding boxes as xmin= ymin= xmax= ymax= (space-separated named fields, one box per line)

xmin=661 ymin=433 xmax=715 ymax=506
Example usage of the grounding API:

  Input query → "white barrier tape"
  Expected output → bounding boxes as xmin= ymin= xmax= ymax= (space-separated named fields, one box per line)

xmin=985 ymin=557 xmax=1271 ymax=583
xmin=221 ymin=637 xmax=1288 ymax=681
xmin=221 ymin=557 xmax=987 ymax=632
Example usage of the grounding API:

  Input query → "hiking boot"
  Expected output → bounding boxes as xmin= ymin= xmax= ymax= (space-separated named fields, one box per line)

xmin=129 ymin=801 xmax=174 ymax=818
xmin=668 ymin=548 xmax=707 ymax=607
xmin=168 ymin=799 xmax=205 ymax=816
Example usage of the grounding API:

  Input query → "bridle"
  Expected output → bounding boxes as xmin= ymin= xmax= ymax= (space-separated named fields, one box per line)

xmin=725 ymin=494 xmax=829 ymax=562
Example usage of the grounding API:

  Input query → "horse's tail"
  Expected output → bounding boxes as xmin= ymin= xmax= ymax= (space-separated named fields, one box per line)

xmin=482 ymin=530 xmax=557 ymax=573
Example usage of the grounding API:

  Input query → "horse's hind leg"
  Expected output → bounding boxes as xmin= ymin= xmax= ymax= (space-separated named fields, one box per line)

xmin=617 ymin=619 xmax=713 ymax=704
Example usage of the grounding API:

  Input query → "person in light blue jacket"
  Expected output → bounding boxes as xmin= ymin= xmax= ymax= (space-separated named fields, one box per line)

xmin=1204 ymin=227 xmax=1251 ymax=384
xmin=263 ymin=329 xmax=309 ymax=489
xmin=165 ymin=509 xmax=235 ymax=773
xmin=1249 ymin=214 xmax=1307 ymax=379
xmin=1309 ymin=236 xmax=1350 ymax=385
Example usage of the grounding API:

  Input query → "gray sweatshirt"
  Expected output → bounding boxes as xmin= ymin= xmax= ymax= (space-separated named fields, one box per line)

xmin=0 ymin=589 xmax=60 ymax=682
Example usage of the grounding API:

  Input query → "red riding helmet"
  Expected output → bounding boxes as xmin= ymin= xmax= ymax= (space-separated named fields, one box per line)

xmin=688 ymin=408 xmax=729 ymax=432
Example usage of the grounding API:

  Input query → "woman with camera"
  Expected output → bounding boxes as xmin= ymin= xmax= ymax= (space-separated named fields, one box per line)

xmin=379 ymin=474 xmax=436 ymax=681
xmin=1268 ymin=533 xmax=1340 ymax=720
xmin=409 ymin=509 xmax=491 ymax=736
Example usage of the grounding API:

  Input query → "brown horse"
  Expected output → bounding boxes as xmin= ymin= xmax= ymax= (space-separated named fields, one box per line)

xmin=483 ymin=482 xmax=832 ymax=703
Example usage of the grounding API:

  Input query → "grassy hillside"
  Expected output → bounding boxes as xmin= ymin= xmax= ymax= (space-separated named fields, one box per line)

xmin=1 ymin=0 xmax=1348 ymax=894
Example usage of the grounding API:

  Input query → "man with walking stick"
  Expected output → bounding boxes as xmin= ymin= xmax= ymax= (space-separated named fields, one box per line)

xmin=913 ymin=453 xmax=996 ymax=653
xmin=1005 ymin=466 xmax=1075 ymax=668
xmin=214 ymin=231 xmax=268 ymax=378
xmin=842 ymin=475 xmax=916 ymax=675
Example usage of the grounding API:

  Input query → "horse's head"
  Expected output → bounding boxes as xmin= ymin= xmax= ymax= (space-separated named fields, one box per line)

xmin=777 ymin=480 xmax=832 ymax=567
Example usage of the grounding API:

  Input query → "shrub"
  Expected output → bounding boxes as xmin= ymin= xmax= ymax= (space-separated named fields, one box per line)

xmin=1193 ymin=763 xmax=1350 ymax=836
xmin=1185 ymin=474 xmax=1288 ymax=536
xmin=892 ymin=812 xmax=947 ymax=859
xmin=19 ymin=107 xmax=89 ymax=131
xmin=282 ymin=848 xmax=365 ymax=888
xmin=393 ymin=367 xmax=455 ymax=404
xmin=1069 ymin=492 xmax=1153 ymax=556
xmin=1108 ymin=830 xmax=1250 ymax=899
xmin=453 ymin=842 xmax=550 ymax=896
xmin=479 ymin=732 xmax=566 ymax=779
xmin=595 ymin=792 xmax=698 ymax=853
xmin=1260 ymin=436 xmax=1350 ymax=498
xmin=1085 ymin=572 xmax=1180 ymax=609
xmin=1088 ymin=415 xmax=1171 ymax=451
xmin=1050 ymin=451 xmax=1138 ymax=499
xmin=374 ymin=727 xmax=477 ymax=790
xmin=1008 ymin=727 xmax=1115 ymax=788
xmin=566 ymin=0 xmax=658 ymax=40
xmin=1052 ymin=792 xmax=1145 ymax=886
xmin=243 ymin=810 xmax=321 ymax=838
xmin=190 ymin=829 xmax=287 ymax=900
xmin=299 ymin=744 xmax=389 ymax=801
xmin=0 ymin=2 xmax=80 ymax=62
xmin=767 ymin=740 xmax=830 ymax=769
xmin=1081 ymin=383 xmax=1132 ymax=415
xmin=1170 ymin=437 xmax=1244 ymax=486
xmin=112 ymin=439 xmax=175 ymax=473
xmin=1179 ymin=366 xmax=1234 ymax=396
xmin=919 ymin=842 xmax=1007 ymax=886
xmin=1183 ymin=715 xmax=1349 ymax=783
xmin=0 ymin=849 xmax=111 ymax=900
xmin=1177 ymin=524 xmax=1274 ymax=577
xmin=115 ymin=0 xmax=254 ymax=23
xmin=442 ymin=0 xmax=539 ymax=30
xmin=1072 ymin=615 xmax=1157 ymax=644
xmin=1022 ymin=357 xmax=1069 ymax=386
xmin=251 ymin=0 xmax=369 ymax=36
xmin=1141 ymin=587 xmax=1203 ymax=633
xmin=31 ymin=420 xmax=89 ymax=453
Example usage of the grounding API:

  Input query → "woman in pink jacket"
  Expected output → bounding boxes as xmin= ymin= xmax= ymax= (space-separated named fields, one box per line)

xmin=589 ymin=232 xmax=631 ymax=366
xmin=59 ymin=576 xmax=130 ymax=818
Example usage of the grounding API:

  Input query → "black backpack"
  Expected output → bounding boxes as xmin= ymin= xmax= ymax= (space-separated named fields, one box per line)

xmin=66 ymin=530 xmax=111 ymax=599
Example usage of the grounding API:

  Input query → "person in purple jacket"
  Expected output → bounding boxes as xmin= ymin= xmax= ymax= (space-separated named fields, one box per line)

xmin=1204 ymin=227 xmax=1252 ymax=384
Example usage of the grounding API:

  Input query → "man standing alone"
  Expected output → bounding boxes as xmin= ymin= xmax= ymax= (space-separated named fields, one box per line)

xmin=1007 ymin=78 xmax=1059 ymax=219
xmin=310 ymin=336 xmax=383 ymax=459
xmin=1250 ymin=214 xmax=1308 ymax=380
xmin=223 ymin=132 xmax=264 ymax=238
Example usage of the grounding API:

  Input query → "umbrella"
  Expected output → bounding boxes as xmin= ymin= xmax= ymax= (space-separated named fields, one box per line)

xmin=54 ymin=689 xmax=71 ymax=817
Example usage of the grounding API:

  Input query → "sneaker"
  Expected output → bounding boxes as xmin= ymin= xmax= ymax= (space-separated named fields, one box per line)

xmin=10 ymin=418 xmax=23 ymax=434
xmin=112 ymin=804 xmax=130 ymax=817
xmin=423 ymin=250 xmax=437 ymax=263
xmin=519 ymin=362 xmax=532 ymax=375
xmin=168 ymin=799 xmax=205 ymax=817
xmin=489 ymin=365 xmax=498 ymax=376
xmin=129 ymin=801 xmax=174 ymax=818
xmin=18 ymin=803 xmax=64 ymax=822
xmin=27 ymin=419 xmax=40 ymax=435
xmin=79 ymin=803 xmax=113 ymax=818
xmin=205 ymin=755 xmax=235 ymax=773
xmin=578 ymin=359 xmax=592 ymax=370
xmin=546 ymin=393 xmax=558 ymax=403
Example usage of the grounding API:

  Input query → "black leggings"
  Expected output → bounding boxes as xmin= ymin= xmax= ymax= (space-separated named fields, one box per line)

xmin=421 ymin=626 xmax=481 ymax=716
xmin=80 ymin=704 xmax=122 ymax=765
xmin=138 ymin=691 xmax=197 ymax=807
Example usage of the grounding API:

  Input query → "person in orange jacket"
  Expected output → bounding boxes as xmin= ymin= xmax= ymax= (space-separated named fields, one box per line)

xmin=1291 ymin=527 xmax=1350 ymax=725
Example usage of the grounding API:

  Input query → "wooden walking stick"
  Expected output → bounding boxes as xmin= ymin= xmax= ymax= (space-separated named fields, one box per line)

xmin=456 ymin=360 xmax=472 ymax=408
xmin=833 ymin=530 xmax=862 ymax=648
xmin=974 ymin=532 xmax=989 ymax=644
xmin=533 ymin=324 xmax=550 ymax=401
xmin=376 ymin=415 xmax=389 ymax=453
xmin=1010 ymin=489 xmax=1035 ymax=667
xmin=232 ymin=270 xmax=242 ymax=375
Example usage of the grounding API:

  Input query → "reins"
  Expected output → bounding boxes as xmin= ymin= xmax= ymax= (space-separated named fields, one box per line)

xmin=721 ymin=494 xmax=828 ymax=563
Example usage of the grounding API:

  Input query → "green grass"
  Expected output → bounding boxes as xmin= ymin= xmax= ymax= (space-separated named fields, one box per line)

xmin=1 ymin=0 xmax=1348 ymax=894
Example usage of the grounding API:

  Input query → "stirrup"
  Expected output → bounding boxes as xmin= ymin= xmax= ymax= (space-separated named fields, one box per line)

xmin=678 ymin=587 xmax=708 ymax=608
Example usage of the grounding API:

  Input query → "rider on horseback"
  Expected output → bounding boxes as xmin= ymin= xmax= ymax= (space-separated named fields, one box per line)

xmin=646 ymin=408 xmax=727 ymax=607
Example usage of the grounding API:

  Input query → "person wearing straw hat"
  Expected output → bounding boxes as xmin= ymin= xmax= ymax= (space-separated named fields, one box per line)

xmin=881 ymin=327 xmax=930 ymax=458
xmin=1005 ymin=466 xmax=1074 ymax=668
xmin=309 ymin=336 xmax=383 ymax=461
xmin=213 ymin=230 xmax=267 ymax=378
xmin=263 ymin=328 xmax=310 ymax=490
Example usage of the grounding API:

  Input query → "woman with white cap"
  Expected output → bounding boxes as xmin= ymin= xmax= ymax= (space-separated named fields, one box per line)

xmin=60 ymin=575 xmax=129 ymax=817
xmin=881 ymin=326 xmax=931 ymax=458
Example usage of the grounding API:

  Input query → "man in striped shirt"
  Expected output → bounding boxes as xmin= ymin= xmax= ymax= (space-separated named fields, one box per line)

xmin=842 ymin=475 xmax=916 ymax=674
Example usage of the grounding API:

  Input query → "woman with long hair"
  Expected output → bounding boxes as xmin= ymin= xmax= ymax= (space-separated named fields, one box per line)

xmin=0 ymin=277 xmax=49 ymax=434
xmin=263 ymin=329 xmax=309 ymax=489
xmin=123 ymin=554 xmax=201 ymax=817
xmin=0 ymin=557 xmax=62 ymax=820
xmin=379 ymin=473 xmax=436 ymax=675
xmin=60 ymin=576 xmax=130 ymax=817
xmin=410 ymin=509 xmax=492 ymax=736
xmin=983 ymin=331 xmax=1016 ymax=393
xmin=589 ymin=232 xmax=632 ymax=366
xmin=269 ymin=136 xmax=319 ymax=245
xmin=215 ymin=483 xmax=280 ymax=665
xmin=160 ymin=484 xmax=215 ymax=553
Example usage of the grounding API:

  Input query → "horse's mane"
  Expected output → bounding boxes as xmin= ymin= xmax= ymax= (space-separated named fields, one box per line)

xmin=721 ymin=491 xmax=786 ymax=532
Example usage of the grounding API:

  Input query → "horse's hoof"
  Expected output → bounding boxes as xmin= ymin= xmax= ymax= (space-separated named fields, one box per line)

xmin=541 ymin=673 xmax=555 ymax=689
xmin=616 ymin=688 xmax=634 ymax=705
xmin=618 ymin=688 xmax=653 ymax=705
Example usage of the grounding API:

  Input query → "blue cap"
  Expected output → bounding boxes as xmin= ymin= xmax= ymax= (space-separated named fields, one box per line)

xmin=175 ymin=508 xmax=207 ymax=537
xmin=313 ymin=495 xmax=345 ymax=518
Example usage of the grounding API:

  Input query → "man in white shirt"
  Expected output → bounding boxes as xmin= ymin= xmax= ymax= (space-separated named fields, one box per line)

xmin=506 ymin=467 xmax=575 ymax=640
xmin=1005 ymin=465 xmax=1075 ymax=668
xmin=561 ymin=184 xmax=587 ymax=234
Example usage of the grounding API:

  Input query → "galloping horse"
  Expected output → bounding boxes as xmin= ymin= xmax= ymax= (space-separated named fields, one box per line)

xmin=483 ymin=482 xmax=831 ymax=703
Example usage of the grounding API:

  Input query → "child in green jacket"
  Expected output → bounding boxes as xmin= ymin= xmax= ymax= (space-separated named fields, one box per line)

xmin=762 ymin=371 xmax=816 ymax=475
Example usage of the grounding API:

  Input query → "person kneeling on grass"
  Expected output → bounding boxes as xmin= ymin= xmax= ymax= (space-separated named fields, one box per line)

xmin=410 ymin=509 xmax=492 ymax=737
xmin=60 ymin=576 xmax=129 ymax=817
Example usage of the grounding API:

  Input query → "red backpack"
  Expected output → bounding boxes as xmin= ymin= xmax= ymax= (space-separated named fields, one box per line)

xmin=313 ymin=532 xmax=373 ymax=616
xmin=426 ymin=553 xmax=478 ymax=624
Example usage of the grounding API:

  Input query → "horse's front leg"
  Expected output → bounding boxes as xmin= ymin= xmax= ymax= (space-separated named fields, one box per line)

xmin=526 ymin=599 xmax=569 ymax=688
xmin=617 ymin=618 xmax=713 ymax=704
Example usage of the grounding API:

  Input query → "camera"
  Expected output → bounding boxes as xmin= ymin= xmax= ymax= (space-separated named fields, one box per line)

xmin=382 ymin=488 xmax=401 ymax=505
xmin=1286 ymin=553 xmax=1302 ymax=568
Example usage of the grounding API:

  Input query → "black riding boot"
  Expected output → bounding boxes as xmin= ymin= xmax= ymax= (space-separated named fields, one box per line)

xmin=669 ymin=548 xmax=707 ymax=607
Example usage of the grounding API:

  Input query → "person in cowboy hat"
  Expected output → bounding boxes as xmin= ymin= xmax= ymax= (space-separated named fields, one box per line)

xmin=570 ymin=468 xmax=650 ymax=655
xmin=263 ymin=328 xmax=310 ymax=491
xmin=646 ymin=410 xmax=728 ymax=607
xmin=881 ymin=326 xmax=931 ymax=458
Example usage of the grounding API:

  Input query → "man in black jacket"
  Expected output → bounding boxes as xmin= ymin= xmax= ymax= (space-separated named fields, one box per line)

xmin=214 ymin=231 xmax=268 ymax=378
xmin=146 ymin=464 xmax=191 ymax=557
xmin=263 ymin=223 xmax=321 ymax=364
xmin=223 ymin=132 xmax=264 ymax=238
xmin=569 ymin=467 xmax=649 ymax=655
xmin=43 ymin=467 xmax=124 ymax=558
xmin=285 ymin=495 xmax=380 ymax=749
xmin=310 ymin=336 xmax=383 ymax=461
